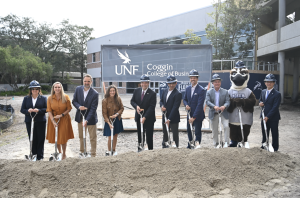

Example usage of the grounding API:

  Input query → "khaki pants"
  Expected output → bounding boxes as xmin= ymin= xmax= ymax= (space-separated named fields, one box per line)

xmin=78 ymin=122 xmax=97 ymax=157
xmin=210 ymin=114 xmax=230 ymax=146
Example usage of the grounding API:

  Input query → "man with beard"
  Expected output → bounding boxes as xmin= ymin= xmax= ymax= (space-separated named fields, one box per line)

xmin=183 ymin=69 xmax=206 ymax=149
xmin=72 ymin=74 xmax=99 ymax=157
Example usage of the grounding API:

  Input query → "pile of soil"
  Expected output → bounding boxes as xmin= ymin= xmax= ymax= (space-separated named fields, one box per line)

xmin=0 ymin=147 xmax=298 ymax=198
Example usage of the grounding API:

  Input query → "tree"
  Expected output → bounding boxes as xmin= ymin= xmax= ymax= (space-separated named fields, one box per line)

xmin=205 ymin=0 xmax=271 ymax=60
xmin=183 ymin=29 xmax=201 ymax=44
xmin=70 ymin=25 xmax=94 ymax=84
xmin=0 ymin=46 xmax=52 ymax=90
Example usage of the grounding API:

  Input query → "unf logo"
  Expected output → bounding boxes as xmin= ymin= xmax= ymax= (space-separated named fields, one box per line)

xmin=231 ymin=93 xmax=246 ymax=99
xmin=115 ymin=49 xmax=139 ymax=75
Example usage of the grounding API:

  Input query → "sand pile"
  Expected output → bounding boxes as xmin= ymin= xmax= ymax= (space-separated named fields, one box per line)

xmin=0 ymin=148 xmax=298 ymax=198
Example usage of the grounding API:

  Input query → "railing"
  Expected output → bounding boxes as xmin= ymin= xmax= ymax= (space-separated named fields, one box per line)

xmin=212 ymin=60 xmax=279 ymax=71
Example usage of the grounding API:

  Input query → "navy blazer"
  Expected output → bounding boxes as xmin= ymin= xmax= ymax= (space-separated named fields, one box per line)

xmin=20 ymin=95 xmax=47 ymax=122
xmin=72 ymin=86 xmax=99 ymax=125
xmin=160 ymin=88 xmax=182 ymax=123
xmin=130 ymin=87 xmax=156 ymax=123
xmin=259 ymin=89 xmax=281 ymax=121
xmin=183 ymin=84 xmax=206 ymax=121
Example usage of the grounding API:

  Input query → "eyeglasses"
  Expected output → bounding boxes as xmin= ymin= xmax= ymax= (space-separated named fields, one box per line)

xmin=31 ymin=88 xmax=40 ymax=90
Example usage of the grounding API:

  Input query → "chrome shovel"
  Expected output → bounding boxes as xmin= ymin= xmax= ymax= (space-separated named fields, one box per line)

xmin=79 ymin=110 xmax=91 ymax=158
xmin=237 ymin=107 xmax=249 ymax=148
xmin=162 ymin=110 xmax=176 ymax=148
xmin=138 ymin=109 xmax=148 ymax=151
xmin=216 ymin=112 xmax=224 ymax=148
xmin=186 ymin=109 xmax=200 ymax=149
xmin=25 ymin=112 xmax=37 ymax=161
xmin=261 ymin=107 xmax=274 ymax=152
xmin=108 ymin=116 xmax=117 ymax=156
xmin=49 ymin=118 xmax=62 ymax=161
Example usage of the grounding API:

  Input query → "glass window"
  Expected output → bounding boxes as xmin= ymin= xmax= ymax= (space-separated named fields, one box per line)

xmin=92 ymin=53 xmax=96 ymax=62
xmin=93 ymin=78 xmax=96 ymax=87
xmin=109 ymin=82 xmax=112 ymax=85
xmin=118 ymin=82 xmax=122 ymax=87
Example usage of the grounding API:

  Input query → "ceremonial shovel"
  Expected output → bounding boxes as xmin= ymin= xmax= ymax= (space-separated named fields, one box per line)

xmin=79 ymin=110 xmax=91 ymax=158
xmin=49 ymin=118 xmax=62 ymax=161
xmin=108 ymin=116 xmax=117 ymax=156
xmin=260 ymin=107 xmax=274 ymax=152
xmin=138 ymin=109 xmax=148 ymax=151
xmin=25 ymin=112 xmax=38 ymax=161
xmin=186 ymin=109 xmax=200 ymax=149
xmin=216 ymin=112 xmax=224 ymax=148
xmin=162 ymin=110 xmax=176 ymax=148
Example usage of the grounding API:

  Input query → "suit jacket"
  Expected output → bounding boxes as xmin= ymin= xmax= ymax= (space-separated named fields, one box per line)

xmin=20 ymin=95 xmax=47 ymax=122
xmin=160 ymin=88 xmax=182 ymax=123
xmin=259 ymin=89 xmax=281 ymax=122
xmin=205 ymin=87 xmax=230 ymax=120
xmin=72 ymin=86 xmax=99 ymax=125
xmin=183 ymin=84 xmax=206 ymax=121
xmin=130 ymin=87 xmax=156 ymax=123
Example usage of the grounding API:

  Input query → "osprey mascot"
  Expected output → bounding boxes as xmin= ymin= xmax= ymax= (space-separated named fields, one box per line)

xmin=227 ymin=61 xmax=256 ymax=148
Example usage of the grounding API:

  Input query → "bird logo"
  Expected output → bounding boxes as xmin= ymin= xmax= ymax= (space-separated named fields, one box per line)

xmin=117 ymin=49 xmax=131 ymax=64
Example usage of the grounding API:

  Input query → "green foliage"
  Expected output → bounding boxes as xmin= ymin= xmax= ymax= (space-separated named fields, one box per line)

xmin=0 ymin=46 xmax=52 ymax=90
xmin=0 ymin=90 xmax=28 ymax=96
xmin=40 ymin=85 xmax=51 ymax=92
xmin=0 ymin=15 xmax=94 ymax=85
xmin=183 ymin=29 xmax=201 ymax=44
xmin=205 ymin=0 xmax=271 ymax=60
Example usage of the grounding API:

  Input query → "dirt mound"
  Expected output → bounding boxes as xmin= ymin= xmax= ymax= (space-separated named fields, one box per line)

xmin=0 ymin=148 xmax=298 ymax=198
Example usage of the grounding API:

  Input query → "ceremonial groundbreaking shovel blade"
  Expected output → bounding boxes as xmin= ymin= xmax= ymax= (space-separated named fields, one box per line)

xmin=49 ymin=118 xmax=62 ymax=161
xmin=25 ymin=113 xmax=37 ymax=161
xmin=261 ymin=108 xmax=274 ymax=153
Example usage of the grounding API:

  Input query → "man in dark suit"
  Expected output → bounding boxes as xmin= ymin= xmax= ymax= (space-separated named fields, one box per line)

xmin=259 ymin=73 xmax=281 ymax=151
xmin=183 ymin=69 xmax=206 ymax=149
xmin=130 ymin=74 xmax=156 ymax=152
xmin=72 ymin=74 xmax=99 ymax=157
xmin=160 ymin=75 xmax=182 ymax=148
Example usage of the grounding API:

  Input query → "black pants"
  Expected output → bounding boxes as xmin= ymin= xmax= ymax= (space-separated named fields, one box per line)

xmin=229 ymin=123 xmax=251 ymax=142
xmin=136 ymin=120 xmax=154 ymax=150
xmin=26 ymin=121 xmax=46 ymax=160
xmin=261 ymin=120 xmax=279 ymax=151
xmin=162 ymin=122 xmax=179 ymax=147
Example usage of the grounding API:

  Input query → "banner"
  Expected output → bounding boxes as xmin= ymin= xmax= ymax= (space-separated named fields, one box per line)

xmin=101 ymin=45 xmax=212 ymax=82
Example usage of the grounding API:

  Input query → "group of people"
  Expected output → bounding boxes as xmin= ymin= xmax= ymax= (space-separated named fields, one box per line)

xmin=20 ymin=60 xmax=281 ymax=160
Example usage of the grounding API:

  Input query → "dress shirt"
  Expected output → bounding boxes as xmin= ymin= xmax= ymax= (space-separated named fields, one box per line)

xmin=32 ymin=97 xmax=37 ymax=108
xmin=215 ymin=89 xmax=220 ymax=110
xmin=166 ymin=89 xmax=173 ymax=102
xmin=191 ymin=84 xmax=197 ymax=97
xmin=265 ymin=87 xmax=273 ymax=100
xmin=83 ymin=88 xmax=90 ymax=101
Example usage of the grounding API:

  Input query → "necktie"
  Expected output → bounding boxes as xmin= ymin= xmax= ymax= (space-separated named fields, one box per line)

xmin=141 ymin=91 xmax=144 ymax=101
xmin=266 ymin=90 xmax=269 ymax=99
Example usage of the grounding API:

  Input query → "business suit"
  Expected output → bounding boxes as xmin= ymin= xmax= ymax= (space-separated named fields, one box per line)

xmin=72 ymin=85 xmax=99 ymax=157
xmin=20 ymin=95 xmax=47 ymax=160
xmin=160 ymin=87 xmax=182 ymax=147
xmin=183 ymin=84 xmax=206 ymax=146
xmin=206 ymin=87 xmax=230 ymax=146
xmin=259 ymin=88 xmax=281 ymax=151
xmin=131 ymin=87 xmax=156 ymax=150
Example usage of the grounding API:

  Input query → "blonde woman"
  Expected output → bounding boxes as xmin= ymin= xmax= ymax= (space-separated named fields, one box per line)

xmin=102 ymin=85 xmax=124 ymax=156
xmin=46 ymin=82 xmax=74 ymax=160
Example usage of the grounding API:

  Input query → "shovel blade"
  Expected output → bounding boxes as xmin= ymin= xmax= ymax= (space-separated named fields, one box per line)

xmin=49 ymin=153 xmax=62 ymax=161
xmin=79 ymin=152 xmax=91 ymax=158
xmin=164 ymin=142 xmax=170 ymax=148
xmin=144 ymin=144 xmax=149 ymax=151
xmin=269 ymin=143 xmax=274 ymax=152
xmin=25 ymin=154 xmax=37 ymax=161
xmin=189 ymin=141 xmax=195 ymax=149
xmin=171 ymin=141 xmax=176 ymax=148
xmin=237 ymin=142 xmax=244 ymax=148
xmin=195 ymin=141 xmax=201 ymax=149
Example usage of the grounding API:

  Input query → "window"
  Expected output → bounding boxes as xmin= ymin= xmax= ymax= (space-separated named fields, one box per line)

xmin=118 ymin=82 xmax=122 ymax=87
xmin=109 ymin=82 xmax=112 ymax=85
xmin=93 ymin=78 xmax=96 ymax=87
xmin=92 ymin=53 xmax=96 ymax=62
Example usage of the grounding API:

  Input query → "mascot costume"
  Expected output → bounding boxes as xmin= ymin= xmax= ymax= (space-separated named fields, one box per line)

xmin=227 ymin=61 xmax=256 ymax=148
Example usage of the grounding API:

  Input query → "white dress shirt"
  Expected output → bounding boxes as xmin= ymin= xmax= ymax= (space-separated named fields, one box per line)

xmin=191 ymin=84 xmax=197 ymax=97
xmin=265 ymin=88 xmax=273 ymax=100
xmin=166 ymin=89 xmax=173 ymax=102
xmin=32 ymin=97 xmax=37 ymax=108
xmin=83 ymin=88 xmax=90 ymax=101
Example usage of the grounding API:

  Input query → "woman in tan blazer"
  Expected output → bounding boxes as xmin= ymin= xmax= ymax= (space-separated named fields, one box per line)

xmin=102 ymin=85 xmax=124 ymax=155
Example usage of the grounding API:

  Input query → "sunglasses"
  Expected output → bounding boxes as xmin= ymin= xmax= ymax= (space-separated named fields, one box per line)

xmin=31 ymin=88 xmax=40 ymax=90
